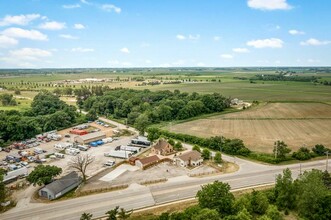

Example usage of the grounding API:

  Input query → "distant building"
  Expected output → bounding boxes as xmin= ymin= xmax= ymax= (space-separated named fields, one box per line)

xmin=39 ymin=172 xmax=81 ymax=200
xmin=231 ymin=98 xmax=243 ymax=105
xmin=151 ymin=139 xmax=174 ymax=156
xmin=74 ymin=131 xmax=106 ymax=144
xmin=173 ymin=150 xmax=203 ymax=167
xmin=135 ymin=155 xmax=160 ymax=169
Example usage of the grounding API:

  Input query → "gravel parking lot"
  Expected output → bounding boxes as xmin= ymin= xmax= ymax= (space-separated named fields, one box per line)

xmin=0 ymin=122 xmax=135 ymax=183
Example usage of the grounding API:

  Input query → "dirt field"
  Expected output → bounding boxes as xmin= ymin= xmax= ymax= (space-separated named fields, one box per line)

xmin=167 ymin=103 xmax=331 ymax=153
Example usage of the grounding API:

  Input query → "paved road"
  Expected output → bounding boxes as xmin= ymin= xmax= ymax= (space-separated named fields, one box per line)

xmin=2 ymin=112 xmax=328 ymax=219
xmin=1 ymin=157 xmax=328 ymax=220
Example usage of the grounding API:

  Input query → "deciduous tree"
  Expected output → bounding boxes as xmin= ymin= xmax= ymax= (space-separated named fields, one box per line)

xmin=196 ymin=181 xmax=234 ymax=217
xmin=26 ymin=165 xmax=62 ymax=186
xmin=68 ymin=154 xmax=94 ymax=182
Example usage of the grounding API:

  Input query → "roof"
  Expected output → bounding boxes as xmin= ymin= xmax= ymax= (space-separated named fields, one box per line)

xmin=138 ymin=155 xmax=159 ymax=165
xmin=175 ymin=150 xmax=202 ymax=162
xmin=42 ymin=172 xmax=81 ymax=195
xmin=153 ymin=139 xmax=172 ymax=150
xmin=76 ymin=131 xmax=106 ymax=141
xmin=71 ymin=129 xmax=87 ymax=133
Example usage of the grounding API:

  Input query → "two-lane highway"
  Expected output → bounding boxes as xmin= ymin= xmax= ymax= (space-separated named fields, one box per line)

xmin=1 ymin=158 xmax=328 ymax=220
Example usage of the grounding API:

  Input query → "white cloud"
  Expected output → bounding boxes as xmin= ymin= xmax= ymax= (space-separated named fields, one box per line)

xmin=159 ymin=63 xmax=171 ymax=68
xmin=101 ymin=4 xmax=121 ymax=13
xmin=63 ymin=4 xmax=81 ymax=9
xmin=108 ymin=60 xmax=132 ymax=67
xmin=9 ymin=48 xmax=52 ymax=61
xmin=289 ymin=29 xmax=305 ymax=35
xmin=247 ymin=0 xmax=292 ymax=10
xmin=120 ymin=47 xmax=130 ymax=53
xmin=74 ymin=24 xmax=85 ymax=29
xmin=145 ymin=59 xmax=152 ymax=64
xmin=221 ymin=54 xmax=234 ymax=59
xmin=172 ymin=60 xmax=185 ymax=66
xmin=177 ymin=34 xmax=200 ymax=41
xmin=188 ymin=34 xmax=200 ymax=40
xmin=2 ymin=27 xmax=48 ymax=41
xmin=59 ymin=34 xmax=79 ymax=40
xmin=213 ymin=36 xmax=221 ymax=41
xmin=39 ymin=21 xmax=66 ymax=30
xmin=276 ymin=25 xmax=281 ymax=30
xmin=0 ymin=14 xmax=40 ymax=26
xmin=233 ymin=48 xmax=250 ymax=53
xmin=307 ymin=59 xmax=320 ymax=63
xmin=71 ymin=47 xmax=94 ymax=52
xmin=0 ymin=48 xmax=52 ymax=67
xmin=247 ymin=38 xmax=283 ymax=48
xmin=196 ymin=62 xmax=206 ymax=67
xmin=121 ymin=62 xmax=132 ymax=66
xmin=0 ymin=35 xmax=18 ymax=48
xmin=300 ymin=38 xmax=331 ymax=46
xmin=176 ymin=35 xmax=186 ymax=40
xmin=80 ymin=0 xmax=92 ymax=5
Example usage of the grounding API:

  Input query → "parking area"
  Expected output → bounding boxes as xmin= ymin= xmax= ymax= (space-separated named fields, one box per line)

xmin=0 ymin=121 xmax=138 ymax=185
xmin=80 ymin=160 xmax=218 ymax=192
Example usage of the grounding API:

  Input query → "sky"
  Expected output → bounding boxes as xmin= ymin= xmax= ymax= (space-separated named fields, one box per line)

xmin=0 ymin=0 xmax=331 ymax=68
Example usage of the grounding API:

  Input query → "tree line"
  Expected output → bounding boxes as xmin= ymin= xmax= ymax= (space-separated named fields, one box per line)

xmin=0 ymin=90 xmax=84 ymax=146
xmin=148 ymin=128 xmax=330 ymax=164
xmin=251 ymin=74 xmax=318 ymax=83
xmin=80 ymin=89 xmax=231 ymax=133
xmin=156 ymin=169 xmax=331 ymax=220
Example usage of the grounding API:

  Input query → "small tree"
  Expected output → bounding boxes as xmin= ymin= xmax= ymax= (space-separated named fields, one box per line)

xmin=196 ymin=181 xmax=234 ymax=217
xmin=105 ymin=206 xmax=119 ymax=220
xmin=273 ymin=141 xmax=291 ymax=159
xmin=174 ymin=141 xmax=183 ymax=151
xmin=68 ymin=154 xmax=94 ymax=182
xmin=202 ymin=148 xmax=211 ymax=160
xmin=14 ymin=89 xmax=21 ymax=95
xmin=26 ymin=165 xmax=62 ymax=186
xmin=118 ymin=208 xmax=133 ymax=220
xmin=193 ymin=145 xmax=201 ymax=153
xmin=168 ymin=138 xmax=175 ymax=146
xmin=80 ymin=212 xmax=93 ymax=220
xmin=214 ymin=152 xmax=222 ymax=164
xmin=250 ymin=190 xmax=269 ymax=215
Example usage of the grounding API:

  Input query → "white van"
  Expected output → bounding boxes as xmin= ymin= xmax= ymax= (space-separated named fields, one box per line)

xmin=34 ymin=147 xmax=44 ymax=154
xmin=102 ymin=138 xmax=113 ymax=143
xmin=54 ymin=142 xmax=73 ymax=151
xmin=65 ymin=148 xmax=80 ymax=156
xmin=54 ymin=152 xmax=65 ymax=158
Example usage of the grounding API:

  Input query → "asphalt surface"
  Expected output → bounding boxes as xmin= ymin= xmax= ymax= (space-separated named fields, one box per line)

xmin=1 ymin=114 xmax=329 ymax=219
xmin=1 ymin=154 xmax=328 ymax=220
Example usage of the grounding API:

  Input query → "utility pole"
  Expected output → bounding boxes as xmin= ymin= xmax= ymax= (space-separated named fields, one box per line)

xmin=326 ymin=151 xmax=329 ymax=171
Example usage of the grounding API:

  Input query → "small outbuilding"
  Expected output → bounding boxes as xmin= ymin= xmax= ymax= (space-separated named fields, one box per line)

xmin=151 ymin=139 xmax=174 ymax=156
xmin=173 ymin=150 xmax=203 ymax=167
xmin=74 ymin=131 xmax=106 ymax=144
xmin=39 ymin=172 xmax=81 ymax=200
xmin=70 ymin=129 xmax=88 ymax=136
xmin=135 ymin=155 xmax=160 ymax=169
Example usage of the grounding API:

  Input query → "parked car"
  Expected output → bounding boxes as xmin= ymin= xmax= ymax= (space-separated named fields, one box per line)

xmin=104 ymin=160 xmax=115 ymax=167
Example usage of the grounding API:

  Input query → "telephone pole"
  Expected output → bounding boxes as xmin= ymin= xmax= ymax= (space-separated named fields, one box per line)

xmin=326 ymin=151 xmax=329 ymax=171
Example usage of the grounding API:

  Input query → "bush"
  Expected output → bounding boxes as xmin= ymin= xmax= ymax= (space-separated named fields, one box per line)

xmin=292 ymin=147 xmax=313 ymax=160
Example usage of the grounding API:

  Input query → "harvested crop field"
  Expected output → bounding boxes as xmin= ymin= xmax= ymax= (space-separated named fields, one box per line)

xmin=166 ymin=103 xmax=331 ymax=153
